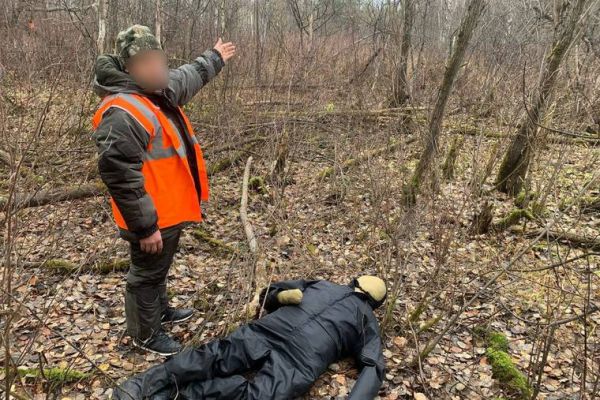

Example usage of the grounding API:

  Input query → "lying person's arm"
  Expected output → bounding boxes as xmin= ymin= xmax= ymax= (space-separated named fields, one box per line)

xmin=348 ymin=312 xmax=386 ymax=400
xmin=166 ymin=38 xmax=235 ymax=106
xmin=258 ymin=280 xmax=318 ymax=313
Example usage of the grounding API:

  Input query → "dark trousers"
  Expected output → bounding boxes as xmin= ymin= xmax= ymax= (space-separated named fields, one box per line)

xmin=175 ymin=334 xmax=310 ymax=400
xmin=125 ymin=225 xmax=182 ymax=340
xmin=114 ymin=327 xmax=314 ymax=400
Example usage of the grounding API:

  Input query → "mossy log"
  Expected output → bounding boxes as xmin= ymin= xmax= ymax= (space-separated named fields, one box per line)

xmin=483 ymin=330 xmax=532 ymax=399
xmin=494 ymin=208 xmax=534 ymax=232
xmin=38 ymin=258 xmax=129 ymax=274
xmin=11 ymin=366 xmax=90 ymax=384
xmin=190 ymin=228 xmax=237 ymax=255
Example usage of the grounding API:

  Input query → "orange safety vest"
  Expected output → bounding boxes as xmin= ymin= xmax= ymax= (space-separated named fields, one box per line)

xmin=92 ymin=92 xmax=209 ymax=230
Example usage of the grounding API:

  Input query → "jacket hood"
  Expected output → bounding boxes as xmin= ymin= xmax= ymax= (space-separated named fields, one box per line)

xmin=92 ymin=54 xmax=145 ymax=97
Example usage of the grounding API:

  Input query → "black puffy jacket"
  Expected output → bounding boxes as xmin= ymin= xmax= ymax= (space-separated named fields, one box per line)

xmin=113 ymin=280 xmax=385 ymax=400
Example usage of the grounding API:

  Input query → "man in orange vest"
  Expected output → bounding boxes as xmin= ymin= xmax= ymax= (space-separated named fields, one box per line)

xmin=92 ymin=25 xmax=235 ymax=355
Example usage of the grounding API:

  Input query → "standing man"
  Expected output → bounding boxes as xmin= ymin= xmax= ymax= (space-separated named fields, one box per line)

xmin=91 ymin=25 xmax=236 ymax=355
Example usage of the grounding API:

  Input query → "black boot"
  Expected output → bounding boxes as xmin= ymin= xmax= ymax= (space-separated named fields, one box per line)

xmin=161 ymin=307 xmax=194 ymax=324
xmin=133 ymin=330 xmax=182 ymax=356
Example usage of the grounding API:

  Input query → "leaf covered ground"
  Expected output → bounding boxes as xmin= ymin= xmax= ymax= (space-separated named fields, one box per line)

xmin=2 ymin=88 xmax=599 ymax=399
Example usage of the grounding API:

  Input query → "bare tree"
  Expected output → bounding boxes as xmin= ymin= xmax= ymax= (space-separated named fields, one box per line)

xmin=96 ymin=0 xmax=108 ymax=54
xmin=496 ymin=0 xmax=592 ymax=195
xmin=154 ymin=0 xmax=162 ymax=43
xmin=404 ymin=0 xmax=487 ymax=204
xmin=391 ymin=0 xmax=414 ymax=107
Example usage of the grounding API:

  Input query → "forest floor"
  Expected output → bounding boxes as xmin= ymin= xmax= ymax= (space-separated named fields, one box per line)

xmin=2 ymin=91 xmax=600 ymax=399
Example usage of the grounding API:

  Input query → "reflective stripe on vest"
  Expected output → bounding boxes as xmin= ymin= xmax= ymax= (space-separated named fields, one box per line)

xmin=94 ymin=93 xmax=187 ymax=161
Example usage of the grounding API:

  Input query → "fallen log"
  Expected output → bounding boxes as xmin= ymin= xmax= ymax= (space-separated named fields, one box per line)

xmin=190 ymin=227 xmax=237 ymax=255
xmin=22 ymin=257 xmax=129 ymax=274
xmin=521 ymin=228 xmax=600 ymax=251
xmin=0 ymin=181 xmax=107 ymax=210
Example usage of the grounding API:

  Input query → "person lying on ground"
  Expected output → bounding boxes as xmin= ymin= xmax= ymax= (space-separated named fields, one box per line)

xmin=113 ymin=275 xmax=387 ymax=400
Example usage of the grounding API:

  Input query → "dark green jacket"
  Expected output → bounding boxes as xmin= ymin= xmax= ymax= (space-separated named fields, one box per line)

xmin=92 ymin=49 xmax=223 ymax=240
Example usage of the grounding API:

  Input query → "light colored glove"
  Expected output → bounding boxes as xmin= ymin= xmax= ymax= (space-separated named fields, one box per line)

xmin=276 ymin=289 xmax=303 ymax=305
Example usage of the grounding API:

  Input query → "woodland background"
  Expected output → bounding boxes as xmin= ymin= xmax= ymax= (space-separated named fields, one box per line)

xmin=1 ymin=0 xmax=600 ymax=399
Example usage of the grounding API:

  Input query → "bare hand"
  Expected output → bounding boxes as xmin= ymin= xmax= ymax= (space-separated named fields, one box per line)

xmin=140 ymin=230 xmax=163 ymax=254
xmin=213 ymin=38 xmax=236 ymax=63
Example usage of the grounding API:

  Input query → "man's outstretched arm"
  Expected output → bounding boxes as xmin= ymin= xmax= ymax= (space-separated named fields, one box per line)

xmin=167 ymin=38 xmax=236 ymax=106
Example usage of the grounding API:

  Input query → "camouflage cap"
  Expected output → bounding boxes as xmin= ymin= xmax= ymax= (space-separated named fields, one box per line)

xmin=115 ymin=24 xmax=162 ymax=63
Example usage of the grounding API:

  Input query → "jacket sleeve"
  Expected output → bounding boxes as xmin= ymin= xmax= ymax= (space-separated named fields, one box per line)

xmin=92 ymin=108 xmax=159 ymax=239
xmin=166 ymin=49 xmax=224 ymax=106
xmin=258 ymin=280 xmax=318 ymax=313
xmin=348 ymin=312 xmax=385 ymax=400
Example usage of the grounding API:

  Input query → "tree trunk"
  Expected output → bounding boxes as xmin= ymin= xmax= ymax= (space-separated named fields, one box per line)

xmin=154 ymin=0 xmax=162 ymax=43
xmin=391 ymin=0 xmax=414 ymax=107
xmin=405 ymin=0 xmax=486 ymax=205
xmin=496 ymin=0 xmax=590 ymax=195
xmin=96 ymin=0 xmax=108 ymax=54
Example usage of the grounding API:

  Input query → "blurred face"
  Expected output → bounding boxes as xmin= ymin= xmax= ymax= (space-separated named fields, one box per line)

xmin=125 ymin=49 xmax=169 ymax=92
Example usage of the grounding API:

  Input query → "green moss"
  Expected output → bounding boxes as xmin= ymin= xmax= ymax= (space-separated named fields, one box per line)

xmin=514 ymin=191 xmax=528 ymax=208
xmin=408 ymin=299 xmax=428 ymax=323
xmin=442 ymin=137 xmax=463 ymax=180
xmin=249 ymin=176 xmax=268 ymax=194
xmin=167 ymin=288 xmax=176 ymax=300
xmin=483 ymin=331 xmax=531 ymax=400
xmin=486 ymin=348 xmax=531 ymax=399
xmin=191 ymin=228 xmax=236 ymax=255
xmin=488 ymin=331 xmax=509 ymax=352
xmin=495 ymin=209 xmax=533 ymax=231
xmin=42 ymin=259 xmax=77 ymax=274
xmin=96 ymin=258 xmax=129 ymax=273
xmin=417 ymin=315 xmax=442 ymax=333
xmin=15 ymin=366 xmax=89 ymax=384
xmin=193 ymin=296 xmax=211 ymax=312
xmin=317 ymin=166 xmax=334 ymax=180
xmin=43 ymin=258 xmax=129 ymax=275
